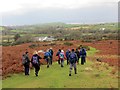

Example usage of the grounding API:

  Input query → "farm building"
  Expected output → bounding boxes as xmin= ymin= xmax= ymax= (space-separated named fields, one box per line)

xmin=33 ymin=36 xmax=56 ymax=42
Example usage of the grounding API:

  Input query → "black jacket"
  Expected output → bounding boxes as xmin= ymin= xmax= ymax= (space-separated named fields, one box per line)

xmin=31 ymin=54 xmax=42 ymax=66
xmin=75 ymin=50 xmax=80 ymax=58
xmin=23 ymin=54 xmax=30 ymax=66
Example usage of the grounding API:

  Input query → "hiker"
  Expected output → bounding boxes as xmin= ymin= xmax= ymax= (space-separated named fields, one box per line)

xmin=75 ymin=48 xmax=80 ymax=64
xmin=31 ymin=51 xmax=42 ymax=76
xmin=56 ymin=49 xmax=61 ymax=64
xmin=79 ymin=47 xmax=87 ymax=65
xmin=49 ymin=47 xmax=53 ymax=65
xmin=22 ymin=51 xmax=30 ymax=75
xmin=66 ymin=49 xmax=70 ymax=65
xmin=59 ymin=50 xmax=66 ymax=67
xmin=69 ymin=49 xmax=78 ymax=76
xmin=44 ymin=49 xmax=51 ymax=68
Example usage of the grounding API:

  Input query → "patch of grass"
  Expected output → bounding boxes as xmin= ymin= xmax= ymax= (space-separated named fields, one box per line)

xmin=87 ymin=47 xmax=99 ymax=56
xmin=2 ymin=47 xmax=118 ymax=88
xmin=0 ymin=26 xmax=5 ymax=30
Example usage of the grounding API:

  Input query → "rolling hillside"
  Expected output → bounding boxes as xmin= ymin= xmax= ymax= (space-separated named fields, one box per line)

xmin=2 ymin=47 xmax=118 ymax=88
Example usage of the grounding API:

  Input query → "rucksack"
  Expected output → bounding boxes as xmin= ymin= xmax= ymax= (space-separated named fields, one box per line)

xmin=59 ymin=52 xmax=64 ymax=59
xmin=69 ymin=53 xmax=76 ymax=63
xmin=70 ymin=52 xmax=76 ymax=59
xmin=45 ymin=52 xmax=48 ymax=56
xmin=22 ymin=54 xmax=27 ymax=65
xmin=32 ymin=56 xmax=38 ymax=64
xmin=45 ymin=52 xmax=51 ymax=57
xmin=49 ymin=49 xmax=53 ymax=55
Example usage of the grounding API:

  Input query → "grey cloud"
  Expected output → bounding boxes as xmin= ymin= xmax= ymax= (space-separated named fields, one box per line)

xmin=2 ymin=4 xmax=118 ymax=25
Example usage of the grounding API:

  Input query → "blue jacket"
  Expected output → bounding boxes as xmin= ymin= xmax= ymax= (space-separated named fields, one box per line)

xmin=66 ymin=50 xmax=70 ymax=58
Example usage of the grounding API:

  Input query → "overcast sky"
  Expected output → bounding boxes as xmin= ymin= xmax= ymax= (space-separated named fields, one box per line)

xmin=0 ymin=0 xmax=119 ymax=25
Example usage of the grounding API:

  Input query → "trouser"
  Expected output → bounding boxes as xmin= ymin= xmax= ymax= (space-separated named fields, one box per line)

xmin=50 ymin=56 xmax=53 ymax=65
xmin=58 ymin=60 xmax=61 ymax=64
xmin=69 ymin=63 xmax=77 ymax=74
xmin=58 ymin=57 xmax=61 ymax=64
xmin=34 ymin=64 xmax=40 ymax=75
xmin=46 ymin=58 xmax=51 ymax=68
xmin=24 ymin=64 xmax=29 ymax=75
xmin=81 ymin=57 xmax=85 ymax=65
xmin=61 ymin=59 xmax=64 ymax=67
xmin=84 ymin=57 xmax=86 ymax=63
xmin=77 ymin=57 xmax=80 ymax=64
xmin=67 ymin=57 xmax=69 ymax=65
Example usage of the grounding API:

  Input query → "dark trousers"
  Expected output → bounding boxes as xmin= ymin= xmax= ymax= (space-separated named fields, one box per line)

xmin=33 ymin=64 xmax=40 ymax=75
xmin=61 ymin=59 xmax=64 ymax=67
xmin=58 ymin=58 xmax=61 ymax=64
xmin=77 ymin=57 xmax=80 ymax=64
xmin=50 ymin=56 xmax=53 ymax=65
xmin=24 ymin=65 xmax=29 ymax=75
xmin=67 ymin=57 xmax=69 ymax=65
xmin=46 ymin=58 xmax=51 ymax=68
xmin=81 ymin=57 xmax=85 ymax=65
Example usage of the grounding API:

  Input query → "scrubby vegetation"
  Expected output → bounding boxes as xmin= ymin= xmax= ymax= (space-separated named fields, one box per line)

xmin=64 ymin=42 xmax=73 ymax=46
xmin=2 ymin=47 xmax=118 ymax=88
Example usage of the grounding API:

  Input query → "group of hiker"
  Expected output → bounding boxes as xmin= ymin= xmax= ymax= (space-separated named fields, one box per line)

xmin=22 ymin=47 xmax=87 ymax=77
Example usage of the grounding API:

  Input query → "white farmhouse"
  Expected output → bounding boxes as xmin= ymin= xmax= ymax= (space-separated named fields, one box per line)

xmin=34 ymin=36 xmax=56 ymax=42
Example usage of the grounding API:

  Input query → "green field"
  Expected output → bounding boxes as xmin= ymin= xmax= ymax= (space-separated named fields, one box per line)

xmin=20 ymin=34 xmax=48 ymax=37
xmin=0 ymin=27 xmax=4 ymax=30
xmin=2 ymin=48 xmax=118 ymax=88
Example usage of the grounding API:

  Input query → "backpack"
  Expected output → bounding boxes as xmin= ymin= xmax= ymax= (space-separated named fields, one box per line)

xmin=59 ymin=52 xmax=64 ymax=59
xmin=22 ymin=54 xmax=27 ymax=65
xmin=69 ymin=53 xmax=76 ymax=63
xmin=32 ymin=56 xmax=38 ymax=64
xmin=45 ymin=52 xmax=50 ymax=57
xmin=49 ymin=49 xmax=53 ymax=55
xmin=44 ymin=52 xmax=51 ymax=59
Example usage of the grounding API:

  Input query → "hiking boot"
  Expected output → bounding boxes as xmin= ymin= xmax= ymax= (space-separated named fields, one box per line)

xmin=35 ymin=72 xmax=38 ymax=76
xmin=47 ymin=65 xmax=49 ymax=68
xmin=69 ymin=74 xmax=71 ymax=76
xmin=36 ymin=74 xmax=38 ymax=77
xmin=61 ymin=65 xmax=64 ymax=67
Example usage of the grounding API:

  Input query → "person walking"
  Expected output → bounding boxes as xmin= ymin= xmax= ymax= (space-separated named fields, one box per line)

xmin=22 ymin=51 xmax=30 ymax=75
xmin=31 ymin=51 xmax=42 ymax=76
xmin=59 ymin=50 xmax=66 ymax=67
xmin=75 ymin=48 xmax=80 ymax=64
xmin=69 ymin=49 xmax=78 ymax=76
xmin=79 ymin=47 xmax=87 ymax=65
xmin=66 ymin=49 xmax=70 ymax=65
xmin=49 ymin=47 xmax=53 ymax=65
xmin=56 ymin=49 xmax=61 ymax=64
xmin=44 ymin=49 xmax=51 ymax=68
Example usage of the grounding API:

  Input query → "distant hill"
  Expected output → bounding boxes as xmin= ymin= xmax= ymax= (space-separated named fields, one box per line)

xmin=1 ymin=22 xmax=117 ymax=31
